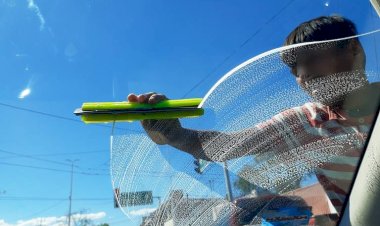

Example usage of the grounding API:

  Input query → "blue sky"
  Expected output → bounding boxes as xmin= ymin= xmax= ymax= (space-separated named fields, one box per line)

xmin=0 ymin=0 xmax=380 ymax=225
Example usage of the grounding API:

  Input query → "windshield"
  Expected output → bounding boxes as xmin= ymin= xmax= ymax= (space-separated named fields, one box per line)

xmin=1 ymin=1 xmax=379 ymax=226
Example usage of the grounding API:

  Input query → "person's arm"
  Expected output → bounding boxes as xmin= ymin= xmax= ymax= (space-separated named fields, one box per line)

xmin=165 ymin=111 xmax=305 ymax=162
xmin=128 ymin=93 xmax=308 ymax=162
xmin=166 ymin=127 xmax=225 ymax=161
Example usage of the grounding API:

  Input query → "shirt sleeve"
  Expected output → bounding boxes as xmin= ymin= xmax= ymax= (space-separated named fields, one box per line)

xmin=197 ymin=105 xmax=314 ymax=162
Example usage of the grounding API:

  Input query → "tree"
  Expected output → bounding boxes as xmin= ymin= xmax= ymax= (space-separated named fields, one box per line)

xmin=72 ymin=209 xmax=110 ymax=226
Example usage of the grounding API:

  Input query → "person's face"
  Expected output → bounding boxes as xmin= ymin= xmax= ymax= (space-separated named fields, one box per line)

xmin=291 ymin=41 xmax=367 ymax=106
xmin=292 ymin=47 xmax=357 ymax=85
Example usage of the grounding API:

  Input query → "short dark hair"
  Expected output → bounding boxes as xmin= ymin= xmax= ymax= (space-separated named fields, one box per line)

xmin=281 ymin=15 xmax=358 ymax=67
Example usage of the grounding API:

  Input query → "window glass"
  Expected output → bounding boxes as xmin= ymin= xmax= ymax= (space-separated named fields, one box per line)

xmin=0 ymin=1 xmax=379 ymax=226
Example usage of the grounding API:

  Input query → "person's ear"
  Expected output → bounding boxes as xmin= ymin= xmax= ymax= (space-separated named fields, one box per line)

xmin=348 ymin=39 xmax=363 ymax=56
xmin=291 ymin=67 xmax=297 ymax=76
xmin=349 ymin=39 xmax=366 ymax=69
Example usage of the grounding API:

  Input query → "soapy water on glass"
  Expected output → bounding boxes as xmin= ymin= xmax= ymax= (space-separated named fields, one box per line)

xmin=110 ymin=31 xmax=380 ymax=225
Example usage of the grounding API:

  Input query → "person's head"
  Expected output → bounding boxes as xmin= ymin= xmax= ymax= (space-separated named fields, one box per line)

xmin=281 ymin=15 xmax=368 ymax=107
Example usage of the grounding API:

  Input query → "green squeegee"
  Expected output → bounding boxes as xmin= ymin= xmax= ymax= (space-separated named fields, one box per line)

xmin=74 ymin=98 xmax=204 ymax=123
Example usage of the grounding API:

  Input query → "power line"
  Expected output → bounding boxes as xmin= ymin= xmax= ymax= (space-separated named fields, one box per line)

xmin=0 ymin=155 xmax=229 ymax=178
xmin=0 ymin=148 xmax=111 ymax=174
xmin=182 ymin=0 xmax=297 ymax=98
xmin=0 ymin=153 xmax=227 ymax=178
xmin=84 ymin=159 xmax=110 ymax=171
xmin=28 ymin=150 xmax=107 ymax=157
xmin=0 ymin=148 xmax=79 ymax=168
xmin=0 ymin=150 xmax=107 ymax=158
xmin=0 ymin=102 xmax=142 ymax=133
xmin=0 ymin=150 xmax=107 ymax=163
xmin=0 ymin=102 xmax=80 ymax=123
xmin=23 ymin=200 xmax=66 ymax=219
xmin=0 ymin=161 xmax=108 ymax=176
xmin=0 ymin=196 xmax=110 ymax=201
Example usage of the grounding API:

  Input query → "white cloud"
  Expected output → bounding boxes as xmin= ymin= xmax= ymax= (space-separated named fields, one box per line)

xmin=0 ymin=219 xmax=12 ymax=226
xmin=71 ymin=212 xmax=106 ymax=221
xmin=27 ymin=0 xmax=46 ymax=30
xmin=16 ymin=216 xmax=66 ymax=226
xmin=129 ymin=208 xmax=156 ymax=216
xmin=0 ymin=212 xmax=106 ymax=226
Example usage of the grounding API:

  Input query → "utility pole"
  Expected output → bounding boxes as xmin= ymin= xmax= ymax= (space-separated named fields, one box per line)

xmin=208 ymin=180 xmax=214 ymax=192
xmin=67 ymin=159 xmax=78 ymax=226
xmin=223 ymin=161 xmax=233 ymax=202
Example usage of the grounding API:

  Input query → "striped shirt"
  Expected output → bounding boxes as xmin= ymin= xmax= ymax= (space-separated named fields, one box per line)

xmin=199 ymin=100 xmax=375 ymax=215
xmin=301 ymin=102 xmax=372 ymax=214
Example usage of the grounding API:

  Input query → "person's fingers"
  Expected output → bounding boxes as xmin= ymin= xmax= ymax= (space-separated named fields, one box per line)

xmin=137 ymin=92 xmax=157 ymax=103
xmin=144 ymin=92 xmax=157 ymax=102
xmin=137 ymin=94 xmax=147 ymax=103
xmin=147 ymin=95 xmax=159 ymax=104
xmin=127 ymin=93 xmax=138 ymax=102
xmin=148 ymin=94 xmax=168 ymax=104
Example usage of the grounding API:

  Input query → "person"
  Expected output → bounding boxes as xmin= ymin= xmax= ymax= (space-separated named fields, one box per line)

xmin=127 ymin=16 xmax=380 ymax=217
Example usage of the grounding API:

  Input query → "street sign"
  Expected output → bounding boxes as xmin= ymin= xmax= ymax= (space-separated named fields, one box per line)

xmin=194 ymin=159 xmax=209 ymax=174
xmin=114 ymin=189 xmax=153 ymax=207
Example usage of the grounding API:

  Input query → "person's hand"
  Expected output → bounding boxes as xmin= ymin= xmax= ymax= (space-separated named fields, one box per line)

xmin=127 ymin=92 xmax=182 ymax=145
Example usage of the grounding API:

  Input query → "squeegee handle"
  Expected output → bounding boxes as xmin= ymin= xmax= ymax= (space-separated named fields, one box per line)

xmin=82 ymin=98 xmax=203 ymax=111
